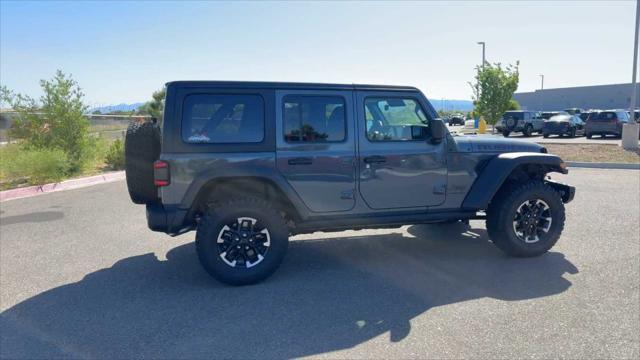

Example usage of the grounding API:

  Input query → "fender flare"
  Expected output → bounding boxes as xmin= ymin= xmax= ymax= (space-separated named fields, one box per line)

xmin=180 ymin=167 xmax=311 ymax=220
xmin=461 ymin=152 xmax=567 ymax=210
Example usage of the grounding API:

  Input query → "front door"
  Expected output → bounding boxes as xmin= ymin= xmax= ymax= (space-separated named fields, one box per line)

xmin=276 ymin=90 xmax=356 ymax=213
xmin=356 ymin=91 xmax=447 ymax=210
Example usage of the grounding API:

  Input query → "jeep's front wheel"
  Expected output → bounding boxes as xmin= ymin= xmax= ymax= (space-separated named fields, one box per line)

xmin=195 ymin=198 xmax=289 ymax=285
xmin=486 ymin=181 xmax=565 ymax=257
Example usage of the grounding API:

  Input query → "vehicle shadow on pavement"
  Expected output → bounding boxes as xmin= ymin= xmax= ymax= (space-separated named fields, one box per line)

xmin=0 ymin=211 xmax=65 ymax=226
xmin=0 ymin=223 xmax=578 ymax=359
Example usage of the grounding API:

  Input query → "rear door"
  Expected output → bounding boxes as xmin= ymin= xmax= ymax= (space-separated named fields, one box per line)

xmin=275 ymin=90 xmax=356 ymax=213
xmin=356 ymin=91 xmax=447 ymax=210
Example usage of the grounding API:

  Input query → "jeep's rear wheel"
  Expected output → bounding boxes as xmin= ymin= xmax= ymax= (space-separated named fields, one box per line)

xmin=196 ymin=198 xmax=289 ymax=285
xmin=125 ymin=121 xmax=161 ymax=204
xmin=523 ymin=124 xmax=533 ymax=137
xmin=502 ymin=131 xmax=511 ymax=137
xmin=486 ymin=181 xmax=565 ymax=257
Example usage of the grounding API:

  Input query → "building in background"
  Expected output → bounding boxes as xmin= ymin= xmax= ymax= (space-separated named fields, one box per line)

xmin=513 ymin=83 xmax=639 ymax=111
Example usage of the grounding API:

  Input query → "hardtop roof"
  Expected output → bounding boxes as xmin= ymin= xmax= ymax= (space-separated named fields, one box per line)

xmin=165 ymin=80 xmax=420 ymax=92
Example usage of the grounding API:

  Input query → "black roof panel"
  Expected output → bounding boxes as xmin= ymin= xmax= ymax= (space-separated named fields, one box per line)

xmin=166 ymin=80 xmax=420 ymax=92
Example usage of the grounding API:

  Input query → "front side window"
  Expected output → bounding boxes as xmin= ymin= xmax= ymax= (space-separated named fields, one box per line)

xmin=365 ymin=97 xmax=428 ymax=141
xmin=182 ymin=94 xmax=264 ymax=143
xmin=283 ymin=96 xmax=346 ymax=142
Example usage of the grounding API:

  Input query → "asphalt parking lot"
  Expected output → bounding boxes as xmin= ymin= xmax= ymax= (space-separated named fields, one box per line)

xmin=1 ymin=169 xmax=639 ymax=359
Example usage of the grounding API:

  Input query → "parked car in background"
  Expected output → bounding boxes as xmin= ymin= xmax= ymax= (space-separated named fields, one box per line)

xmin=563 ymin=108 xmax=584 ymax=115
xmin=540 ymin=111 xmax=570 ymax=120
xmin=448 ymin=114 xmax=465 ymax=126
xmin=460 ymin=118 xmax=477 ymax=134
xmin=495 ymin=110 xmax=544 ymax=137
xmin=585 ymin=110 xmax=631 ymax=139
xmin=543 ymin=114 xmax=585 ymax=138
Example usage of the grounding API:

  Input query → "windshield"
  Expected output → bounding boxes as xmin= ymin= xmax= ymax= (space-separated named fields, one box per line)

xmin=541 ymin=112 xmax=559 ymax=120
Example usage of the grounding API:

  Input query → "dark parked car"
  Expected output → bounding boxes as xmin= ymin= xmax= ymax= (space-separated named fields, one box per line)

xmin=124 ymin=81 xmax=575 ymax=285
xmin=543 ymin=114 xmax=585 ymax=138
xmin=448 ymin=114 xmax=465 ymax=126
xmin=585 ymin=110 xmax=631 ymax=138
xmin=495 ymin=110 xmax=544 ymax=137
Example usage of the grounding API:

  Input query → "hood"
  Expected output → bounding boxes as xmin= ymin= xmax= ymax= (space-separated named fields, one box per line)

xmin=452 ymin=135 xmax=544 ymax=153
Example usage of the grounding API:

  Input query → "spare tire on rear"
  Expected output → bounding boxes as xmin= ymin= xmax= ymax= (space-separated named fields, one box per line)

xmin=125 ymin=121 xmax=161 ymax=204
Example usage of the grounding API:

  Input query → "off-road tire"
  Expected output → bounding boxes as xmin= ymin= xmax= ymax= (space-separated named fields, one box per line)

xmin=523 ymin=124 xmax=533 ymax=137
xmin=568 ymin=127 xmax=576 ymax=138
xmin=586 ymin=133 xmax=592 ymax=139
xmin=502 ymin=131 xmax=511 ymax=137
xmin=543 ymin=132 xmax=549 ymax=138
xmin=486 ymin=181 xmax=565 ymax=257
xmin=125 ymin=121 xmax=161 ymax=204
xmin=196 ymin=198 xmax=289 ymax=285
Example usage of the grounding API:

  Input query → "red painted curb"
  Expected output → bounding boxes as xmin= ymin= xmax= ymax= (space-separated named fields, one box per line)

xmin=0 ymin=171 xmax=125 ymax=202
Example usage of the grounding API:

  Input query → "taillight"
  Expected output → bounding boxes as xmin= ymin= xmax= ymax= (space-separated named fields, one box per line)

xmin=153 ymin=160 xmax=170 ymax=187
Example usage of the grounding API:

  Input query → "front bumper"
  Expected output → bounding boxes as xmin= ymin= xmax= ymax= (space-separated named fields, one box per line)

xmin=546 ymin=179 xmax=575 ymax=204
xmin=146 ymin=203 xmax=192 ymax=235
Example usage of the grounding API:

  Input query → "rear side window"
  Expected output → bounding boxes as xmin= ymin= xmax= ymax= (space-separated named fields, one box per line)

xmin=503 ymin=112 xmax=524 ymax=120
xmin=283 ymin=96 xmax=346 ymax=142
xmin=593 ymin=112 xmax=617 ymax=121
xmin=182 ymin=94 xmax=264 ymax=143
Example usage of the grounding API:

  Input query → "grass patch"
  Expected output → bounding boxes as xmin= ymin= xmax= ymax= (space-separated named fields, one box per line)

xmin=0 ymin=136 xmax=116 ymax=190
xmin=544 ymin=144 xmax=640 ymax=163
xmin=0 ymin=145 xmax=69 ymax=189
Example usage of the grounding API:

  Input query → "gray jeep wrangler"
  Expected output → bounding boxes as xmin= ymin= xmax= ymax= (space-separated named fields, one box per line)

xmin=125 ymin=81 xmax=575 ymax=285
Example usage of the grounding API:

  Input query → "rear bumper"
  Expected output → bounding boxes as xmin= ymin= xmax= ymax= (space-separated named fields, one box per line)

xmin=546 ymin=179 xmax=575 ymax=204
xmin=496 ymin=124 xmax=524 ymax=132
xmin=543 ymin=125 xmax=571 ymax=135
xmin=146 ymin=203 xmax=192 ymax=235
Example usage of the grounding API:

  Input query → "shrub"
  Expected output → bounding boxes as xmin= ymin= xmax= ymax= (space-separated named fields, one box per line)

xmin=0 ymin=145 xmax=69 ymax=186
xmin=105 ymin=139 xmax=125 ymax=170
xmin=2 ymin=70 xmax=91 ymax=172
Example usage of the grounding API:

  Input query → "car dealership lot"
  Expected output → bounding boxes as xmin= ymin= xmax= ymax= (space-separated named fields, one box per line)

xmin=447 ymin=125 xmax=629 ymax=144
xmin=1 ymin=169 xmax=639 ymax=359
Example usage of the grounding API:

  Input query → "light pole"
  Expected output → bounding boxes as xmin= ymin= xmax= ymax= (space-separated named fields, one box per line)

xmin=477 ymin=42 xmax=486 ymax=68
xmin=539 ymin=74 xmax=545 ymax=110
xmin=622 ymin=0 xmax=640 ymax=150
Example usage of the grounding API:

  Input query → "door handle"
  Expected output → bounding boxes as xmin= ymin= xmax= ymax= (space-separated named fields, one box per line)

xmin=288 ymin=157 xmax=313 ymax=165
xmin=363 ymin=155 xmax=386 ymax=164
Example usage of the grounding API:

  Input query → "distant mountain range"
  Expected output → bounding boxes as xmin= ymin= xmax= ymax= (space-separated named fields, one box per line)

xmin=89 ymin=103 xmax=144 ymax=114
xmin=429 ymin=99 xmax=474 ymax=112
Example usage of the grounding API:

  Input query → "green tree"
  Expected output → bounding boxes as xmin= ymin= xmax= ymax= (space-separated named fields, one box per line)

xmin=2 ymin=70 xmax=92 ymax=171
xmin=469 ymin=62 xmax=520 ymax=126
xmin=507 ymin=99 xmax=521 ymax=110
xmin=137 ymin=87 xmax=166 ymax=120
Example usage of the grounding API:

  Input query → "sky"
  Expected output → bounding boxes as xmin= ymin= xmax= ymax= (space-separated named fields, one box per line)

xmin=1 ymin=0 xmax=638 ymax=106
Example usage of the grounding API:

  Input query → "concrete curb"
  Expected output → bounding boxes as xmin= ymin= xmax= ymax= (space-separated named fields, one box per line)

xmin=0 ymin=171 xmax=125 ymax=202
xmin=567 ymin=162 xmax=640 ymax=170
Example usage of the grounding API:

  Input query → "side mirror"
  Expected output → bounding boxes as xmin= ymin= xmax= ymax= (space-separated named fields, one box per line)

xmin=429 ymin=119 xmax=446 ymax=143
